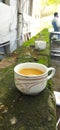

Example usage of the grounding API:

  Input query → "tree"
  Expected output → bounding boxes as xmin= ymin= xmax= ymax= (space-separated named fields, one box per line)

xmin=39 ymin=0 xmax=60 ymax=17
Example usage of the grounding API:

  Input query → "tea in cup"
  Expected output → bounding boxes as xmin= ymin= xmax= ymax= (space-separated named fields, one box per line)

xmin=18 ymin=68 xmax=44 ymax=76
xmin=14 ymin=62 xmax=55 ymax=95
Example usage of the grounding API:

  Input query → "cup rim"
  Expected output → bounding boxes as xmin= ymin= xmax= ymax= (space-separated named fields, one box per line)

xmin=14 ymin=62 xmax=48 ymax=78
xmin=35 ymin=40 xmax=46 ymax=43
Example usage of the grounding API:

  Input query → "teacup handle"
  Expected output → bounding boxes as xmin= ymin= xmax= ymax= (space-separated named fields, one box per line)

xmin=47 ymin=67 xmax=55 ymax=80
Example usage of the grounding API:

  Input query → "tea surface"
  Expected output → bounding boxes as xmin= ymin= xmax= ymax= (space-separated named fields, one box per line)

xmin=18 ymin=68 xmax=44 ymax=76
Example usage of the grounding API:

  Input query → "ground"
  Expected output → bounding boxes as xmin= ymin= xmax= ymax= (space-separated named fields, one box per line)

xmin=0 ymin=53 xmax=17 ymax=68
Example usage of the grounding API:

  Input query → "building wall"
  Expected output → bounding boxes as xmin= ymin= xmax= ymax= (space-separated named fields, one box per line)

xmin=28 ymin=0 xmax=33 ymax=16
xmin=9 ymin=0 xmax=17 ymax=52
xmin=2 ymin=0 xmax=40 ymax=51
xmin=4 ymin=0 xmax=9 ymax=5
xmin=0 ymin=0 xmax=3 ymax=2
xmin=1 ymin=0 xmax=18 ymax=53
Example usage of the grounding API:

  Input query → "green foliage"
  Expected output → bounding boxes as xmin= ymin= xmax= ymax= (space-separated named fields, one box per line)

xmin=50 ymin=0 xmax=60 ymax=4
xmin=41 ymin=0 xmax=60 ymax=5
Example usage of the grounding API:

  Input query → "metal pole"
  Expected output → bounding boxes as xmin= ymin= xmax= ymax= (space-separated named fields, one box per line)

xmin=17 ymin=0 xmax=24 ymax=47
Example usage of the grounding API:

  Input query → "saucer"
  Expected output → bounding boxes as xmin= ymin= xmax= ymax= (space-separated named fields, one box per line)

xmin=54 ymin=91 xmax=60 ymax=106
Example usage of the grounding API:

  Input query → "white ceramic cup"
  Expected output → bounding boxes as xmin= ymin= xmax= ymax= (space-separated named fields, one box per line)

xmin=35 ymin=40 xmax=46 ymax=50
xmin=14 ymin=62 xmax=55 ymax=95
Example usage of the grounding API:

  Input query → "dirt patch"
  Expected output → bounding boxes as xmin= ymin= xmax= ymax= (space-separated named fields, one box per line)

xmin=0 ymin=53 xmax=17 ymax=68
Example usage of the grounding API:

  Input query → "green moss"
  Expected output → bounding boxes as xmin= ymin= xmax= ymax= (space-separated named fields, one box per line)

xmin=23 ymin=28 xmax=50 ymax=47
xmin=19 ymin=127 xmax=26 ymax=130
xmin=0 ymin=83 xmax=56 ymax=130
xmin=0 ymin=28 xmax=56 ymax=130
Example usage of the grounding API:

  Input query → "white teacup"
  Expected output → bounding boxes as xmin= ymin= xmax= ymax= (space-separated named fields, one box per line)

xmin=14 ymin=62 xmax=55 ymax=95
xmin=35 ymin=40 xmax=46 ymax=50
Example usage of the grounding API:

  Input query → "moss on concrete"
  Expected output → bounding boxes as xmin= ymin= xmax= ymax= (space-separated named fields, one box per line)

xmin=0 ymin=28 xmax=56 ymax=130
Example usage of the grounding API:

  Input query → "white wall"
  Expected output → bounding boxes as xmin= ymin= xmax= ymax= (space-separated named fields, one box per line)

xmin=9 ymin=0 xmax=17 ymax=52
xmin=0 ymin=2 xmax=11 ymax=43
xmin=0 ymin=1 xmax=18 ymax=53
